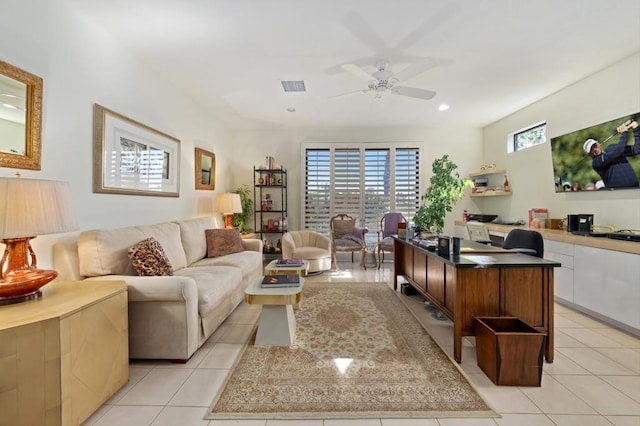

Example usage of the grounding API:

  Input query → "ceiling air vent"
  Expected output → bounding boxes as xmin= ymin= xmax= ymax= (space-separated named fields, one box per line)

xmin=281 ymin=80 xmax=306 ymax=92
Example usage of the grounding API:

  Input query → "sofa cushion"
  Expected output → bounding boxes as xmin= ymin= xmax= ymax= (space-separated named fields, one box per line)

xmin=175 ymin=217 xmax=218 ymax=265
xmin=174 ymin=266 xmax=243 ymax=318
xmin=206 ymin=228 xmax=244 ymax=258
xmin=191 ymin=250 xmax=262 ymax=282
xmin=79 ymin=222 xmax=186 ymax=277
xmin=127 ymin=237 xmax=173 ymax=276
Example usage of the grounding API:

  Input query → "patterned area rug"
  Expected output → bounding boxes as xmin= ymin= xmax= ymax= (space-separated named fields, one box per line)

xmin=207 ymin=282 xmax=495 ymax=419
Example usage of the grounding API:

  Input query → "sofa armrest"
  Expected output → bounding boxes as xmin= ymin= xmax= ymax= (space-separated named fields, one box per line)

xmin=241 ymin=238 xmax=263 ymax=253
xmin=84 ymin=275 xmax=198 ymax=303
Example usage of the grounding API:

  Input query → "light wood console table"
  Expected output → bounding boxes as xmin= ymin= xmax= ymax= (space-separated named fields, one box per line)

xmin=0 ymin=280 xmax=128 ymax=426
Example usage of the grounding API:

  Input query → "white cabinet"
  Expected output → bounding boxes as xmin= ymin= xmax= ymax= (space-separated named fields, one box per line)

xmin=573 ymin=245 xmax=640 ymax=331
xmin=544 ymin=240 xmax=575 ymax=303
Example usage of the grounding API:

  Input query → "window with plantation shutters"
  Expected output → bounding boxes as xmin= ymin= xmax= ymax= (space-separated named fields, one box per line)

xmin=303 ymin=143 xmax=420 ymax=237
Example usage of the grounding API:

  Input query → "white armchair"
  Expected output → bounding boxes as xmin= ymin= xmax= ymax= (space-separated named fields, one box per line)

xmin=281 ymin=230 xmax=331 ymax=273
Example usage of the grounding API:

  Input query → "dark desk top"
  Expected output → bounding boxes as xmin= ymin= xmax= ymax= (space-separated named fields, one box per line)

xmin=395 ymin=237 xmax=562 ymax=268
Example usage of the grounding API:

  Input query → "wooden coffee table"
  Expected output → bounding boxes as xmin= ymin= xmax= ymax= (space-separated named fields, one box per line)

xmin=244 ymin=277 xmax=304 ymax=346
xmin=264 ymin=259 xmax=309 ymax=276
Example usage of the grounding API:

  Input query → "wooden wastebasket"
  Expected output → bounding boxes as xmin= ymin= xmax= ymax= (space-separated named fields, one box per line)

xmin=474 ymin=317 xmax=546 ymax=386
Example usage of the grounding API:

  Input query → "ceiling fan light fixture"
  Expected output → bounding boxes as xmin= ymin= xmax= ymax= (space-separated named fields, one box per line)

xmin=281 ymin=80 xmax=306 ymax=92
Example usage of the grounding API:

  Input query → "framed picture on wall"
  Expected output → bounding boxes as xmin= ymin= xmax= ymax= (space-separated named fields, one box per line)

xmin=93 ymin=104 xmax=180 ymax=197
xmin=195 ymin=147 xmax=215 ymax=190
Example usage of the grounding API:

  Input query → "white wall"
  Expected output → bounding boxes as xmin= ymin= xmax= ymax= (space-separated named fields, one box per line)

xmin=482 ymin=53 xmax=640 ymax=229
xmin=0 ymin=0 xmax=235 ymax=268
xmin=230 ymin=126 xmax=484 ymax=236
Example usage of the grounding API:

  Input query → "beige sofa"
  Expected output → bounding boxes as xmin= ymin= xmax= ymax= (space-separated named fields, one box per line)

xmin=53 ymin=216 xmax=262 ymax=361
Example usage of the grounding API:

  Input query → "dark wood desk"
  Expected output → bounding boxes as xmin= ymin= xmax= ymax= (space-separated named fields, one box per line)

xmin=394 ymin=238 xmax=561 ymax=363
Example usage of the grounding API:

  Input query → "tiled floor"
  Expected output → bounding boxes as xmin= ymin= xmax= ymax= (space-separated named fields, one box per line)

xmin=83 ymin=259 xmax=640 ymax=426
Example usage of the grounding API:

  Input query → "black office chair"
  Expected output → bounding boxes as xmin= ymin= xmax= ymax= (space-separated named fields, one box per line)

xmin=502 ymin=229 xmax=544 ymax=258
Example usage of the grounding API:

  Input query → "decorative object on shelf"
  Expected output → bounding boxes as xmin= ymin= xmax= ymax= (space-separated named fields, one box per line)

xmin=413 ymin=155 xmax=471 ymax=234
xmin=0 ymin=60 xmax=43 ymax=171
xmin=195 ymin=147 xmax=215 ymax=190
xmin=216 ymin=193 xmax=243 ymax=229
xmin=231 ymin=184 xmax=253 ymax=233
xmin=258 ymin=176 xmax=264 ymax=185
xmin=0 ymin=177 xmax=78 ymax=303
xmin=93 ymin=104 xmax=180 ymax=197
xmin=503 ymin=175 xmax=510 ymax=191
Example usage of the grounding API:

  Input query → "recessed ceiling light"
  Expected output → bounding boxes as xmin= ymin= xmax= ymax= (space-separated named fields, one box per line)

xmin=438 ymin=104 xmax=450 ymax=111
xmin=287 ymin=107 xmax=296 ymax=113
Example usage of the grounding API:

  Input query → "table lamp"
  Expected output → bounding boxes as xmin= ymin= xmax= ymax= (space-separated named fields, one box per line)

xmin=0 ymin=177 xmax=78 ymax=303
xmin=215 ymin=193 xmax=242 ymax=228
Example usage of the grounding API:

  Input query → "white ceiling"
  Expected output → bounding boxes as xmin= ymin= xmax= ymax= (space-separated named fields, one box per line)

xmin=65 ymin=0 xmax=640 ymax=131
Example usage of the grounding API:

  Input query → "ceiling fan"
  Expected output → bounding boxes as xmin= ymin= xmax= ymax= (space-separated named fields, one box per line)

xmin=332 ymin=57 xmax=442 ymax=100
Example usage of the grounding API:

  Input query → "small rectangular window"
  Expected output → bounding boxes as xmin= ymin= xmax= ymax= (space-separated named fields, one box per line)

xmin=512 ymin=122 xmax=546 ymax=152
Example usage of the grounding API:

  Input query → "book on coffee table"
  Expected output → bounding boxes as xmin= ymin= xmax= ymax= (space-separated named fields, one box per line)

xmin=275 ymin=258 xmax=304 ymax=267
xmin=261 ymin=274 xmax=300 ymax=288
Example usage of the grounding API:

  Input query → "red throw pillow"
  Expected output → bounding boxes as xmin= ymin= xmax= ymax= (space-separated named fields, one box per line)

xmin=206 ymin=228 xmax=244 ymax=258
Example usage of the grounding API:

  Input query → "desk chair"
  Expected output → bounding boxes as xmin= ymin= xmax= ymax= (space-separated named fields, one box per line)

xmin=502 ymin=229 xmax=544 ymax=257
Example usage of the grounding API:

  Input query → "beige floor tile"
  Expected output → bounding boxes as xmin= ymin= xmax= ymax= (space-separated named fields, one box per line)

xmin=566 ymin=328 xmax=624 ymax=348
xmin=540 ymin=351 xmax=590 ymax=376
xmin=198 ymin=343 xmax=244 ymax=369
xmin=554 ymin=315 xmax=587 ymax=329
xmin=324 ymin=420 xmax=386 ymax=426
xmin=593 ymin=348 xmax=640 ymax=374
xmin=380 ymin=419 xmax=440 ymax=426
xmin=590 ymin=328 xmax=640 ymax=349
xmin=546 ymin=414 xmax=616 ymax=426
xmin=605 ymin=415 xmax=640 ymax=425
xmin=81 ymin=404 xmax=113 ymax=425
xmin=169 ymin=369 xmax=228 ymax=407
xmin=557 ymin=347 xmax=635 ymax=375
xmin=93 ymin=405 xmax=163 ymax=426
xmin=466 ymin=373 xmax=541 ymax=414
xmin=600 ymin=376 xmax=640 ymax=402
xmin=214 ymin=324 xmax=256 ymax=344
xmin=494 ymin=413 xmax=555 ymax=426
xmin=560 ymin=312 xmax=612 ymax=329
xmin=105 ymin=366 xmax=153 ymax=404
xmin=519 ymin=375 xmax=597 ymax=415
xmin=266 ymin=420 xmax=324 ymax=426
xmin=553 ymin=375 xmax=640 ymax=415
xmin=118 ymin=369 xmax=193 ymax=405
xmin=436 ymin=418 xmax=499 ymax=425
xmin=554 ymin=329 xmax=588 ymax=348
xmin=209 ymin=420 xmax=267 ymax=425
xmin=150 ymin=406 xmax=209 ymax=425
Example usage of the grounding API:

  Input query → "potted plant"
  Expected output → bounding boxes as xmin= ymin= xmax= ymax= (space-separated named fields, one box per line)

xmin=413 ymin=155 xmax=471 ymax=236
xmin=231 ymin=184 xmax=253 ymax=233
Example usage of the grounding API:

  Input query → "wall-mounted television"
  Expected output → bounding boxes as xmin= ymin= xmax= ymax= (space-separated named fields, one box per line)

xmin=550 ymin=112 xmax=640 ymax=192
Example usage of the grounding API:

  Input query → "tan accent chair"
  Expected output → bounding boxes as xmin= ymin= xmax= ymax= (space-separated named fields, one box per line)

xmin=281 ymin=230 xmax=331 ymax=273
xmin=377 ymin=212 xmax=406 ymax=269
xmin=330 ymin=213 xmax=367 ymax=269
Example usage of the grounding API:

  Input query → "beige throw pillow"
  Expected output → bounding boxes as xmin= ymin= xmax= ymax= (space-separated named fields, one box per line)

xmin=206 ymin=228 xmax=244 ymax=258
xmin=127 ymin=237 xmax=174 ymax=276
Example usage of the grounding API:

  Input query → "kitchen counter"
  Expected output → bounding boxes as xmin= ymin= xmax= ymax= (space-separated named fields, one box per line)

xmin=455 ymin=221 xmax=640 ymax=255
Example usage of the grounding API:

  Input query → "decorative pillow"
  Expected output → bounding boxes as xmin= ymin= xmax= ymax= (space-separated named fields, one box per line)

xmin=206 ymin=228 xmax=244 ymax=258
xmin=127 ymin=237 xmax=173 ymax=276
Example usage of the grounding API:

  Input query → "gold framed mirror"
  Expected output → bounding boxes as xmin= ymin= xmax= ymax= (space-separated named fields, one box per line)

xmin=195 ymin=147 xmax=215 ymax=190
xmin=0 ymin=60 xmax=43 ymax=170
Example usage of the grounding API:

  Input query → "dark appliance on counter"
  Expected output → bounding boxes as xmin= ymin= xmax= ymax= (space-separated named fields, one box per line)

xmin=567 ymin=214 xmax=593 ymax=235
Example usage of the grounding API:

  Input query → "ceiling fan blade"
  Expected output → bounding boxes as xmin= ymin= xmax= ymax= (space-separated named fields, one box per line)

xmin=390 ymin=86 xmax=436 ymax=100
xmin=395 ymin=2 xmax=460 ymax=51
xmin=341 ymin=64 xmax=376 ymax=81
xmin=394 ymin=57 xmax=438 ymax=83
xmin=342 ymin=10 xmax=388 ymax=53
xmin=328 ymin=88 xmax=370 ymax=99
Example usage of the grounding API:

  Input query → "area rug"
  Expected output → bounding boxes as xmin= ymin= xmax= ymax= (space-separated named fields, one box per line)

xmin=207 ymin=282 xmax=495 ymax=419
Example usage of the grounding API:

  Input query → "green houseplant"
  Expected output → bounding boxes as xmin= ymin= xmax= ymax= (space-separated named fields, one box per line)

xmin=231 ymin=184 xmax=253 ymax=233
xmin=413 ymin=155 xmax=471 ymax=235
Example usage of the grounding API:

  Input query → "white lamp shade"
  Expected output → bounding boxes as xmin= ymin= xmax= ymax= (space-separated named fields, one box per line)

xmin=215 ymin=193 xmax=242 ymax=214
xmin=0 ymin=178 xmax=78 ymax=238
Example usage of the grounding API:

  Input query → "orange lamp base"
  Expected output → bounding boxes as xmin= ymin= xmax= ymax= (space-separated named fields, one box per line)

xmin=224 ymin=213 xmax=234 ymax=229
